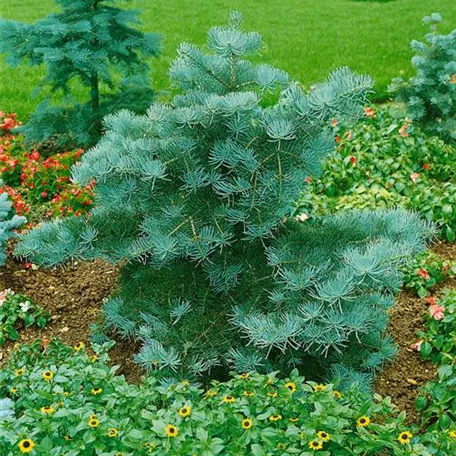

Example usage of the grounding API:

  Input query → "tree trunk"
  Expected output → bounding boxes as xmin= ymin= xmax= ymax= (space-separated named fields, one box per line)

xmin=90 ymin=73 xmax=101 ymax=136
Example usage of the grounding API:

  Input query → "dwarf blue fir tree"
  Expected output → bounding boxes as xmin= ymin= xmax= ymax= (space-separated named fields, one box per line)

xmin=390 ymin=13 xmax=456 ymax=142
xmin=16 ymin=13 xmax=433 ymax=385
xmin=0 ymin=186 xmax=26 ymax=266
xmin=0 ymin=0 xmax=161 ymax=150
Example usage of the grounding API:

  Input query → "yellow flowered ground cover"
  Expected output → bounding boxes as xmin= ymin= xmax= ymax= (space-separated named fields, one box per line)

xmin=0 ymin=339 xmax=454 ymax=455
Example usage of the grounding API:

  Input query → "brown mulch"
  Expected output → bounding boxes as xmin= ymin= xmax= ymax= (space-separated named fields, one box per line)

xmin=1 ymin=240 xmax=456 ymax=420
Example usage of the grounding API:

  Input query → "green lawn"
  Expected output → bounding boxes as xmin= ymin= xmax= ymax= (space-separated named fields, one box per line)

xmin=0 ymin=0 xmax=454 ymax=119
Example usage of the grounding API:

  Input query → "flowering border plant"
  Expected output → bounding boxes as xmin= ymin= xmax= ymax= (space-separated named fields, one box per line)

xmin=412 ymin=290 xmax=456 ymax=436
xmin=0 ymin=339 xmax=446 ymax=455
xmin=400 ymin=251 xmax=456 ymax=298
xmin=0 ymin=289 xmax=49 ymax=345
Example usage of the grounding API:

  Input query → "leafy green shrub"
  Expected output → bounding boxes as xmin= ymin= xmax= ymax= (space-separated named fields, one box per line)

xmin=16 ymin=14 xmax=432 ymax=384
xmin=389 ymin=13 xmax=456 ymax=142
xmin=0 ymin=0 xmax=161 ymax=150
xmin=0 ymin=289 xmax=49 ymax=345
xmin=400 ymin=251 xmax=456 ymax=298
xmin=0 ymin=181 xmax=25 ymax=264
xmin=412 ymin=290 xmax=456 ymax=438
xmin=302 ymin=105 xmax=456 ymax=241
xmin=0 ymin=338 xmax=447 ymax=456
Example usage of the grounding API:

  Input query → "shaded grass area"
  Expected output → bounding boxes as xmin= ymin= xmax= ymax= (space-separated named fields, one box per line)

xmin=0 ymin=0 xmax=455 ymax=119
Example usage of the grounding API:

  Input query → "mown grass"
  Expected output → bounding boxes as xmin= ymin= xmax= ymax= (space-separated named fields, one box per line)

xmin=0 ymin=0 xmax=454 ymax=119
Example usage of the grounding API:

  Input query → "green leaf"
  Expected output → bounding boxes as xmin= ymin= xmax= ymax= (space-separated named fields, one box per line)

xmin=251 ymin=444 xmax=265 ymax=456
xmin=446 ymin=226 xmax=455 ymax=243
xmin=420 ymin=341 xmax=432 ymax=358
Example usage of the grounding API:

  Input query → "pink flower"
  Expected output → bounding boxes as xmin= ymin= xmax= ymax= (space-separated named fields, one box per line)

xmin=429 ymin=304 xmax=445 ymax=320
xmin=417 ymin=268 xmax=430 ymax=280
xmin=305 ymin=176 xmax=312 ymax=183
xmin=410 ymin=172 xmax=420 ymax=184
xmin=331 ymin=118 xmax=338 ymax=127
xmin=425 ymin=296 xmax=437 ymax=306
xmin=410 ymin=340 xmax=423 ymax=352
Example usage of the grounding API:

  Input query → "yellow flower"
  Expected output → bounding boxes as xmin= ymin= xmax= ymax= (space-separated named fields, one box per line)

xmin=357 ymin=416 xmax=371 ymax=427
xmin=115 ymin=453 xmax=124 ymax=456
xmin=181 ymin=380 xmax=190 ymax=386
xmin=16 ymin=368 xmax=24 ymax=376
xmin=397 ymin=431 xmax=413 ymax=445
xmin=239 ymin=373 xmax=249 ymax=379
xmin=243 ymin=391 xmax=255 ymax=397
xmin=222 ymin=395 xmax=235 ymax=403
xmin=64 ymin=392 xmax=70 ymax=397
xmin=289 ymin=417 xmax=299 ymax=423
xmin=333 ymin=390 xmax=342 ymax=399
xmin=178 ymin=406 xmax=191 ymax=418
xmin=42 ymin=370 xmax=54 ymax=381
xmin=285 ymin=381 xmax=296 ymax=393
xmin=267 ymin=391 xmax=278 ymax=398
xmin=90 ymin=355 xmax=99 ymax=363
xmin=64 ymin=435 xmax=72 ymax=441
xmin=73 ymin=341 xmax=85 ymax=351
xmin=317 ymin=431 xmax=330 ymax=442
xmin=264 ymin=378 xmax=273 ymax=386
xmin=314 ymin=384 xmax=326 ymax=392
xmin=10 ymin=387 xmax=18 ymax=394
xmin=88 ymin=418 xmax=100 ymax=428
xmin=40 ymin=405 xmax=54 ymax=415
xmin=269 ymin=414 xmax=282 ymax=422
xmin=18 ymin=439 xmax=35 ymax=454
xmin=108 ymin=428 xmax=118 ymax=438
xmin=143 ymin=442 xmax=156 ymax=454
xmin=308 ymin=440 xmax=323 ymax=451
xmin=449 ymin=430 xmax=456 ymax=439
xmin=165 ymin=424 xmax=178 ymax=437
xmin=205 ymin=390 xmax=217 ymax=398
xmin=90 ymin=414 xmax=97 ymax=420
xmin=242 ymin=418 xmax=253 ymax=430
xmin=91 ymin=387 xmax=103 ymax=395
xmin=277 ymin=443 xmax=286 ymax=450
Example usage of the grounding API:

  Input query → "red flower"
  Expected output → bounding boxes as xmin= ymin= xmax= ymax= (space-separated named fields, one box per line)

xmin=349 ymin=156 xmax=357 ymax=166
xmin=425 ymin=296 xmax=437 ymax=306
xmin=363 ymin=106 xmax=375 ymax=117
xmin=422 ymin=163 xmax=430 ymax=170
xmin=331 ymin=119 xmax=338 ymax=127
xmin=335 ymin=135 xmax=341 ymax=144
xmin=30 ymin=150 xmax=40 ymax=161
xmin=24 ymin=262 xmax=33 ymax=269
xmin=305 ymin=177 xmax=312 ymax=183
xmin=417 ymin=268 xmax=430 ymax=280
xmin=41 ymin=191 xmax=48 ymax=198
xmin=450 ymin=74 xmax=456 ymax=85
xmin=0 ymin=117 xmax=16 ymax=131
xmin=398 ymin=124 xmax=409 ymax=138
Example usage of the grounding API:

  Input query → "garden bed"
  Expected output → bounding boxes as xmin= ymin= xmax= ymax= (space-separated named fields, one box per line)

xmin=2 ymin=240 xmax=456 ymax=422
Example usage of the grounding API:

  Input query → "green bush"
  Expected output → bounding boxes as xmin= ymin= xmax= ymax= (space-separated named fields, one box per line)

xmin=302 ymin=105 xmax=456 ymax=241
xmin=389 ymin=13 xmax=456 ymax=142
xmin=16 ymin=14 xmax=432 ymax=384
xmin=0 ymin=338 xmax=447 ymax=456
xmin=0 ymin=0 xmax=161 ymax=150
